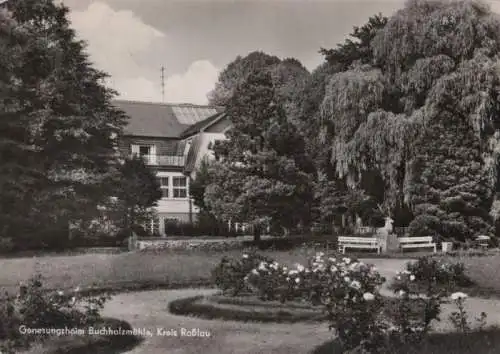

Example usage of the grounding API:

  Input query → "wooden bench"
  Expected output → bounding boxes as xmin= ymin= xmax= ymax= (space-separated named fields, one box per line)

xmin=338 ymin=236 xmax=381 ymax=254
xmin=475 ymin=235 xmax=490 ymax=249
xmin=399 ymin=236 xmax=436 ymax=253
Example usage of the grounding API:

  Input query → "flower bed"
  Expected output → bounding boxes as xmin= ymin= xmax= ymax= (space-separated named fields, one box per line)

xmin=205 ymin=251 xmax=494 ymax=353
xmin=168 ymin=295 xmax=326 ymax=323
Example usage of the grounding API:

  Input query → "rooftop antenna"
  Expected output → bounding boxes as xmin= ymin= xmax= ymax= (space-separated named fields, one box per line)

xmin=161 ymin=65 xmax=165 ymax=102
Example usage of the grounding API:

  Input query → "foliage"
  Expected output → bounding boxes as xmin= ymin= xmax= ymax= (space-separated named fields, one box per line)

xmin=211 ymin=252 xmax=274 ymax=296
xmin=320 ymin=13 xmax=388 ymax=71
xmin=211 ymin=250 xmax=491 ymax=353
xmin=244 ymin=260 xmax=292 ymax=302
xmin=208 ymin=51 xmax=281 ymax=106
xmin=408 ymin=214 xmax=442 ymax=237
xmin=316 ymin=0 xmax=500 ymax=242
xmin=163 ymin=216 xmax=238 ymax=237
xmin=0 ymin=273 xmax=110 ymax=353
xmin=106 ymin=156 xmax=161 ymax=233
xmin=205 ymin=70 xmax=315 ymax=241
xmin=394 ymin=257 xmax=474 ymax=293
xmin=0 ymin=0 xmax=127 ymax=248
xmin=189 ymin=157 xmax=214 ymax=213
xmin=448 ymin=292 xmax=487 ymax=334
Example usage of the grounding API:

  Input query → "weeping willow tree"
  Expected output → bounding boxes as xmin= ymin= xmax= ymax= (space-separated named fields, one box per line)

xmin=320 ymin=0 xmax=500 ymax=240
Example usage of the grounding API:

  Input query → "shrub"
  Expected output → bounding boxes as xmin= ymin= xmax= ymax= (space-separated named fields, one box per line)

xmin=408 ymin=214 xmax=441 ymax=237
xmin=0 ymin=274 xmax=111 ymax=353
xmin=244 ymin=260 xmax=290 ymax=301
xmin=401 ymin=256 xmax=474 ymax=291
xmin=211 ymin=252 xmax=274 ymax=296
xmin=312 ymin=255 xmax=389 ymax=353
xmin=0 ymin=238 xmax=14 ymax=254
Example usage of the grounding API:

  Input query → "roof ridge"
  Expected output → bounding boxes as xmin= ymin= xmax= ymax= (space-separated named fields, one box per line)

xmin=113 ymin=99 xmax=219 ymax=109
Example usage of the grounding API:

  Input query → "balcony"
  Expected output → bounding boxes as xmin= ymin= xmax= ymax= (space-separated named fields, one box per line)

xmin=132 ymin=154 xmax=185 ymax=167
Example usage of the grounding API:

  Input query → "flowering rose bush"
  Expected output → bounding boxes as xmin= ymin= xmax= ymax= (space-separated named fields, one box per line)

xmin=388 ymin=268 xmax=445 ymax=346
xmin=449 ymin=292 xmax=487 ymax=334
xmin=244 ymin=260 xmax=292 ymax=302
xmin=308 ymin=254 xmax=389 ymax=352
xmin=211 ymin=252 xmax=274 ymax=296
xmin=402 ymin=256 xmax=473 ymax=290
xmin=0 ymin=273 xmax=111 ymax=353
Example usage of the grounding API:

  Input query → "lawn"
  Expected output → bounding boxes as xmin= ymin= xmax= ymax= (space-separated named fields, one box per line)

xmin=0 ymin=248 xmax=320 ymax=294
xmin=2 ymin=249 xmax=500 ymax=298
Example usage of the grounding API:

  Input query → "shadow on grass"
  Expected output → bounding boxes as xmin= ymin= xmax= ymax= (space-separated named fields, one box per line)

xmin=312 ymin=327 xmax=500 ymax=354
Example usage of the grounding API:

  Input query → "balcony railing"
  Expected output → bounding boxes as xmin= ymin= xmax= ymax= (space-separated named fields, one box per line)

xmin=132 ymin=154 xmax=185 ymax=167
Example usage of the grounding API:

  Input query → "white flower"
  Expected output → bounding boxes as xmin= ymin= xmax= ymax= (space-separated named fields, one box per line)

xmin=402 ymin=270 xmax=411 ymax=275
xmin=286 ymin=277 xmax=290 ymax=281
xmin=396 ymin=276 xmax=402 ymax=280
xmin=242 ymin=254 xmax=249 ymax=259
xmin=282 ymin=267 xmax=288 ymax=272
xmin=328 ymin=257 xmax=336 ymax=262
xmin=69 ymin=296 xmax=76 ymax=305
xmin=289 ymin=270 xmax=298 ymax=275
xmin=349 ymin=262 xmax=360 ymax=270
xmin=330 ymin=265 xmax=338 ymax=273
xmin=342 ymin=257 xmax=351 ymax=264
xmin=350 ymin=280 xmax=361 ymax=289
xmin=296 ymin=264 xmax=305 ymax=272
xmin=57 ymin=290 xmax=64 ymax=296
xmin=451 ymin=292 xmax=468 ymax=300
xmin=363 ymin=292 xmax=375 ymax=301
xmin=410 ymin=275 xmax=416 ymax=281
xmin=344 ymin=276 xmax=351 ymax=283
xmin=398 ymin=290 xmax=406 ymax=297
xmin=252 ymin=269 xmax=259 ymax=275
xmin=295 ymin=277 xmax=300 ymax=284
xmin=258 ymin=262 xmax=267 ymax=271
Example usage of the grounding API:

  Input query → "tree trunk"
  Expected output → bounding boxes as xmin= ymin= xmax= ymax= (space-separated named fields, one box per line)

xmin=253 ymin=226 xmax=261 ymax=243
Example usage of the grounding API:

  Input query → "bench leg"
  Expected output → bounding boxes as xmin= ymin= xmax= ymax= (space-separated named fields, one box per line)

xmin=433 ymin=245 xmax=437 ymax=253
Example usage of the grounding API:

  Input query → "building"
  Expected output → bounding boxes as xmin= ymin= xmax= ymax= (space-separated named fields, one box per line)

xmin=114 ymin=100 xmax=229 ymax=236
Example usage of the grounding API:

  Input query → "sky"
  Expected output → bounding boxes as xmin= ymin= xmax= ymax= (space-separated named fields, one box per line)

xmin=60 ymin=0 xmax=500 ymax=105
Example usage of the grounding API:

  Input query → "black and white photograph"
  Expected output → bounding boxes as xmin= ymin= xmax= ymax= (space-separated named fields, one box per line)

xmin=2 ymin=0 xmax=500 ymax=353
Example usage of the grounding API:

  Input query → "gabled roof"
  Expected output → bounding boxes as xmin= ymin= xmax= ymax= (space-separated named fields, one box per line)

xmin=183 ymin=134 xmax=202 ymax=174
xmin=114 ymin=100 xmax=223 ymax=138
xmin=180 ymin=112 xmax=227 ymax=138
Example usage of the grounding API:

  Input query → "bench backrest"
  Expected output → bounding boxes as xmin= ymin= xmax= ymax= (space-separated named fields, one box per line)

xmin=399 ymin=236 xmax=433 ymax=244
xmin=338 ymin=236 xmax=378 ymax=244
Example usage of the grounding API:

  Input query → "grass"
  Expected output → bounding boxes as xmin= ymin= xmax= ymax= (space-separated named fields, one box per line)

xmin=0 ymin=248 xmax=326 ymax=294
xmin=1 ymin=247 xmax=499 ymax=298
xmin=313 ymin=327 xmax=500 ymax=354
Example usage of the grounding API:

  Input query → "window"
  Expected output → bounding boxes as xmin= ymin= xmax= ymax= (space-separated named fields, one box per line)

xmin=139 ymin=146 xmax=151 ymax=156
xmin=131 ymin=144 xmax=157 ymax=164
xmin=158 ymin=177 xmax=169 ymax=199
xmin=172 ymin=176 xmax=187 ymax=198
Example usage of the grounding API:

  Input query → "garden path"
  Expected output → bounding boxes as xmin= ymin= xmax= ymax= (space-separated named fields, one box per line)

xmin=101 ymin=258 xmax=500 ymax=354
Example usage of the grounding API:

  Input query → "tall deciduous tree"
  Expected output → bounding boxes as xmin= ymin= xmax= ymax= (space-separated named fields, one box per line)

xmin=319 ymin=0 xmax=500 ymax=241
xmin=205 ymin=71 xmax=314 ymax=242
xmin=208 ymin=51 xmax=281 ymax=106
xmin=0 ymin=0 xmax=126 ymax=248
